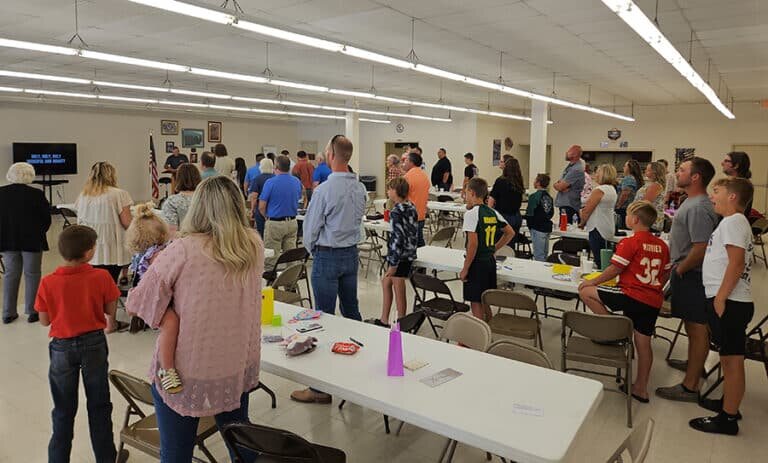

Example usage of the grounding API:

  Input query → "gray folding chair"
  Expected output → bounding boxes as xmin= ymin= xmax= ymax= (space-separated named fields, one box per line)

xmin=606 ymin=419 xmax=655 ymax=463
xmin=486 ymin=339 xmax=553 ymax=369
xmin=272 ymin=263 xmax=308 ymax=307
xmin=561 ymin=311 xmax=635 ymax=427
xmin=482 ymin=289 xmax=543 ymax=348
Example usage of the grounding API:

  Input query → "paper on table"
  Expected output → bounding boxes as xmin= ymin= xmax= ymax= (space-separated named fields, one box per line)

xmin=420 ymin=368 xmax=462 ymax=387
xmin=512 ymin=403 xmax=544 ymax=417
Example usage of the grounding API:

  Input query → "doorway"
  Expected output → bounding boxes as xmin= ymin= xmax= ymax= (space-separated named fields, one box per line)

xmin=515 ymin=144 xmax=551 ymax=188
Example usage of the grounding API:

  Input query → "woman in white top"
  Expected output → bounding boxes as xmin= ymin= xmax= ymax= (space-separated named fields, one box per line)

xmin=580 ymin=164 xmax=618 ymax=268
xmin=75 ymin=162 xmax=133 ymax=282
xmin=212 ymin=143 xmax=236 ymax=178
xmin=635 ymin=161 xmax=666 ymax=231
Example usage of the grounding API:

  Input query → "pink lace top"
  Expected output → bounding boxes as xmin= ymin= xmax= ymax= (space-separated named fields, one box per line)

xmin=127 ymin=232 xmax=263 ymax=417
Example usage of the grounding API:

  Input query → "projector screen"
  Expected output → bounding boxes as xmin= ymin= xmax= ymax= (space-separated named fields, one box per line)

xmin=12 ymin=143 xmax=78 ymax=176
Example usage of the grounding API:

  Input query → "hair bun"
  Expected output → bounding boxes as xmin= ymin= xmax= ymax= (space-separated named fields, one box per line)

xmin=134 ymin=202 xmax=156 ymax=218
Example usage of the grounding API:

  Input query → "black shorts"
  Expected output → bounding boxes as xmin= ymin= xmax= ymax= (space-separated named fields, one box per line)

xmin=706 ymin=298 xmax=755 ymax=356
xmin=392 ymin=260 xmax=413 ymax=278
xmin=596 ymin=288 xmax=659 ymax=337
xmin=670 ymin=270 xmax=708 ymax=324
xmin=463 ymin=257 xmax=496 ymax=303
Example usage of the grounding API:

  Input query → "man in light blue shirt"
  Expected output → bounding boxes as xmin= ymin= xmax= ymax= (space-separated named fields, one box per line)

xmin=243 ymin=153 xmax=264 ymax=194
xmin=553 ymin=144 xmax=585 ymax=223
xmin=291 ymin=134 xmax=366 ymax=405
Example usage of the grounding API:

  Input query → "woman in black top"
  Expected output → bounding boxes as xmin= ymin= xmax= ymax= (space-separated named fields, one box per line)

xmin=0 ymin=163 xmax=51 ymax=324
xmin=488 ymin=157 xmax=524 ymax=242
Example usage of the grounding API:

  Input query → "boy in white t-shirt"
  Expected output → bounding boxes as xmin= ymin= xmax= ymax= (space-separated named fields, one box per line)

xmin=690 ymin=177 xmax=754 ymax=436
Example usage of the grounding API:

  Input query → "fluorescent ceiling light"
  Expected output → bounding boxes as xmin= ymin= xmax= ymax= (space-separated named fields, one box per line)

xmin=0 ymin=38 xmax=79 ymax=56
xmin=0 ymin=86 xmax=23 ymax=92
xmin=601 ymin=0 xmax=734 ymax=119
xmin=188 ymin=67 xmax=267 ymax=83
xmin=158 ymin=100 xmax=208 ymax=108
xmin=170 ymin=88 xmax=231 ymax=99
xmin=269 ymin=80 xmax=328 ymax=92
xmin=359 ymin=118 xmax=391 ymax=124
xmin=329 ymin=89 xmax=375 ymax=98
xmin=24 ymin=89 xmax=96 ymax=98
xmin=0 ymin=70 xmax=90 ymax=84
xmin=124 ymin=0 xmax=633 ymax=121
xmin=98 ymin=95 xmax=159 ymax=103
xmin=0 ymin=39 xmax=528 ymax=121
xmin=128 ymin=0 xmax=236 ymax=24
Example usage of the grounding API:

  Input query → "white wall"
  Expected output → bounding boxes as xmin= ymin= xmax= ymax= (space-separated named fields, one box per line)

xmin=298 ymin=113 xmax=478 ymax=196
xmin=0 ymin=102 xmax=299 ymax=203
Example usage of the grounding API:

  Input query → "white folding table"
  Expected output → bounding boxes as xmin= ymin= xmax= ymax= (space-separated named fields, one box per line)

xmin=261 ymin=303 xmax=603 ymax=463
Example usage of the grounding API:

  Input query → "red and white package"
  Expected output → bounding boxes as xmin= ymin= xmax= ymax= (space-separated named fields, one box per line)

xmin=331 ymin=342 xmax=360 ymax=355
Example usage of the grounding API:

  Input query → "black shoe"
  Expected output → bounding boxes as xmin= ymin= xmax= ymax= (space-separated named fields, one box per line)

xmin=667 ymin=358 xmax=688 ymax=372
xmin=27 ymin=313 xmax=39 ymax=323
xmin=373 ymin=319 xmax=390 ymax=328
xmin=689 ymin=413 xmax=739 ymax=435
xmin=619 ymin=383 xmax=650 ymax=403
xmin=698 ymin=397 xmax=742 ymax=420
xmin=2 ymin=314 xmax=18 ymax=324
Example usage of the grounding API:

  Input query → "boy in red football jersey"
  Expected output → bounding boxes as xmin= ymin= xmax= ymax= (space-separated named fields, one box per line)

xmin=578 ymin=201 xmax=671 ymax=402
xmin=35 ymin=225 xmax=120 ymax=462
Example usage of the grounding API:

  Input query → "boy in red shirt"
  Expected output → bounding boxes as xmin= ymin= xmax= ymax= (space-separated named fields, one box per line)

xmin=578 ymin=201 xmax=672 ymax=402
xmin=35 ymin=225 xmax=120 ymax=463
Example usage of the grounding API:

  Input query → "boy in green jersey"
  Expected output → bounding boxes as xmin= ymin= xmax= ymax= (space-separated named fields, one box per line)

xmin=459 ymin=177 xmax=515 ymax=320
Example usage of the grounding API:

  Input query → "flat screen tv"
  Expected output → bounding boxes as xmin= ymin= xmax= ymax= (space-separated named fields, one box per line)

xmin=12 ymin=143 xmax=78 ymax=176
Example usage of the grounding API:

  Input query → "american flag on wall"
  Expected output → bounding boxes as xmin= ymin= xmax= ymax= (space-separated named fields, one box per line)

xmin=149 ymin=131 xmax=159 ymax=200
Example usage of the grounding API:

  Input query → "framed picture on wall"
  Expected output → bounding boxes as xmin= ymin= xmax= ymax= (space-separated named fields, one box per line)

xmin=165 ymin=141 xmax=175 ymax=153
xmin=207 ymin=121 xmax=222 ymax=143
xmin=492 ymin=139 xmax=501 ymax=166
xmin=182 ymin=128 xmax=205 ymax=148
xmin=161 ymin=120 xmax=179 ymax=135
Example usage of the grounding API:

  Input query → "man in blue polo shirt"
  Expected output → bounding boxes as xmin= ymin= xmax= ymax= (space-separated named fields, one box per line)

xmin=259 ymin=155 xmax=302 ymax=267
xmin=312 ymin=153 xmax=332 ymax=188
xmin=243 ymin=152 xmax=264 ymax=194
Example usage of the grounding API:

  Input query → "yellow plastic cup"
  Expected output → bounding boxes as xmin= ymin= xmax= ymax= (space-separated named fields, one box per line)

xmin=261 ymin=287 xmax=274 ymax=325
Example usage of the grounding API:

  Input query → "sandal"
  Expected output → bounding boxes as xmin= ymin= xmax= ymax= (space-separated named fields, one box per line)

xmin=158 ymin=368 xmax=184 ymax=394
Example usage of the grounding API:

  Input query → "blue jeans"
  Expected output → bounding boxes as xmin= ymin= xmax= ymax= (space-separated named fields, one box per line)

xmin=311 ymin=246 xmax=362 ymax=321
xmin=417 ymin=220 xmax=425 ymax=248
xmin=588 ymin=228 xmax=607 ymax=269
xmin=48 ymin=330 xmax=116 ymax=463
xmin=615 ymin=208 xmax=627 ymax=232
xmin=1 ymin=251 xmax=42 ymax=317
xmin=530 ymin=229 xmax=550 ymax=262
xmin=151 ymin=385 xmax=254 ymax=462
xmin=500 ymin=212 xmax=522 ymax=245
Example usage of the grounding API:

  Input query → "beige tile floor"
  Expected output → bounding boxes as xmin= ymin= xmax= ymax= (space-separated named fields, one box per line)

xmin=1 ymin=220 xmax=766 ymax=462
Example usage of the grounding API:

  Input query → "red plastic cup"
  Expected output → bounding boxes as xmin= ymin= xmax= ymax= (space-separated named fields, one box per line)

xmin=383 ymin=209 xmax=390 ymax=222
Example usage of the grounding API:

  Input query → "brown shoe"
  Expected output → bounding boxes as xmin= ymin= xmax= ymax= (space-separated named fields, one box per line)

xmin=290 ymin=388 xmax=332 ymax=404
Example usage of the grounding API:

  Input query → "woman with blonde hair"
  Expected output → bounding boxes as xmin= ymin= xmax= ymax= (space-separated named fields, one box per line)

xmin=580 ymin=164 xmax=618 ymax=268
xmin=0 ymin=162 xmax=51 ymax=324
xmin=75 ymin=161 xmax=133 ymax=278
xmin=635 ymin=161 xmax=666 ymax=231
xmin=127 ymin=176 xmax=263 ymax=462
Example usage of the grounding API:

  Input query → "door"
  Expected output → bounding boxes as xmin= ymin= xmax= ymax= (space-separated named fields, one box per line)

xmin=733 ymin=144 xmax=768 ymax=213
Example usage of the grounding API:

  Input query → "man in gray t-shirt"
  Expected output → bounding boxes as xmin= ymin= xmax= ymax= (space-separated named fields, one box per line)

xmin=657 ymin=157 xmax=719 ymax=404
xmin=553 ymin=145 xmax=585 ymax=223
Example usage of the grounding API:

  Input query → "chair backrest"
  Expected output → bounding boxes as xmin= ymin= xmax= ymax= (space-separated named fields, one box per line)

xmin=439 ymin=313 xmax=492 ymax=351
xmin=437 ymin=195 xmax=454 ymax=202
xmin=557 ymin=252 xmax=581 ymax=266
xmin=276 ymin=247 xmax=309 ymax=266
xmin=59 ymin=207 xmax=77 ymax=218
xmin=272 ymin=263 xmax=305 ymax=290
xmin=411 ymin=272 xmax=452 ymax=298
xmin=222 ymin=422 xmax=324 ymax=463
xmin=428 ymin=193 xmax=438 ymax=201
xmin=562 ymin=311 xmax=634 ymax=343
xmin=397 ymin=311 xmax=426 ymax=334
xmin=606 ymin=419 xmax=655 ymax=463
xmin=753 ymin=218 xmax=768 ymax=235
xmin=496 ymin=246 xmax=515 ymax=258
xmin=486 ymin=339 xmax=553 ymax=369
xmin=481 ymin=289 xmax=538 ymax=315
xmin=553 ymin=238 xmax=589 ymax=254
xmin=109 ymin=370 xmax=154 ymax=407
xmin=429 ymin=226 xmax=456 ymax=246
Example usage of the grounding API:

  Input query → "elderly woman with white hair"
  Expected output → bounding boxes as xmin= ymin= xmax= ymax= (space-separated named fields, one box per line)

xmin=0 ymin=162 xmax=51 ymax=324
xmin=386 ymin=154 xmax=401 ymax=184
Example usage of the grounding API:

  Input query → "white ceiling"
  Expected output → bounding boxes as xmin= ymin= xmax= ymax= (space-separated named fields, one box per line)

xmin=0 ymin=0 xmax=765 ymax=119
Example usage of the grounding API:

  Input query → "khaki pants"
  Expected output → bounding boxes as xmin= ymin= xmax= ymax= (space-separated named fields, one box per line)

xmin=264 ymin=218 xmax=298 ymax=268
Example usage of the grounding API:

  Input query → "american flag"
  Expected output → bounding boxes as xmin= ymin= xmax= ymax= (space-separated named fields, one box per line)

xmin=149 ymin=132 xmax=159 ymax=200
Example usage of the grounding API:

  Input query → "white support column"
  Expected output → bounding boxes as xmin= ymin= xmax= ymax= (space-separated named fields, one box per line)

xmin=529 ymin=100 xmax=548 ymax=188
xmin=345 ymin=112 xmax=360 ymax=173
